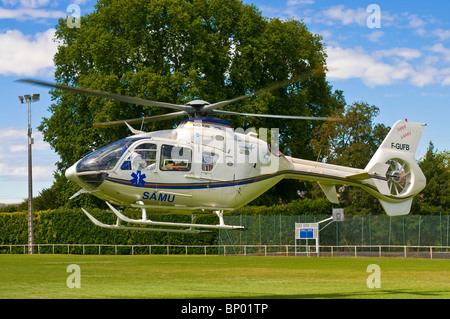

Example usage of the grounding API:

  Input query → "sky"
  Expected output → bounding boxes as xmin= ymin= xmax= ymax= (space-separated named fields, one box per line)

xmin=0 ymin=0 xmax=449 ymax=204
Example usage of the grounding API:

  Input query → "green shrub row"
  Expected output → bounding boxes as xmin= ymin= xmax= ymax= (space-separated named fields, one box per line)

xmin=0 ymin=199 xmax=332 ymax=246
xmin=3 ymin=198 xmax=447 ymax=247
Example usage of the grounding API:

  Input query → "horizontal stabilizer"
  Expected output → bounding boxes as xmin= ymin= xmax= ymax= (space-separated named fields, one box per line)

xmin=367 ymin=163 xmax=390 ymax=195
xmin=317 ymin=182 xmax=339 ymax=203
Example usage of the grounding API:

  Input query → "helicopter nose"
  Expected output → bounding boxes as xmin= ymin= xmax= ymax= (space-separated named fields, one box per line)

xmin=65 ymin=162 xmax=79 ymax=183
xmin=65 ymin=161 xmax=107 ymax=191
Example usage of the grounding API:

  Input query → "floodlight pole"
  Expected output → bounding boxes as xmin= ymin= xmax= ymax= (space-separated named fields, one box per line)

xmin=19 ymin=94 xmax=40 ymax=254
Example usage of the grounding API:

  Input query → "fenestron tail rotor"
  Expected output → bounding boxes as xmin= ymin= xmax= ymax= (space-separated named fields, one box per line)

xmin=386 ymin=158 xmax=412 ymax=196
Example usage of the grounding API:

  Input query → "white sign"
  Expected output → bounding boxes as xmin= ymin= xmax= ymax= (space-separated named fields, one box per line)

xmin=332 ymin=208 xmax=344 ymax=222
xmin=295 ymin=223 xmax=318 ymax=240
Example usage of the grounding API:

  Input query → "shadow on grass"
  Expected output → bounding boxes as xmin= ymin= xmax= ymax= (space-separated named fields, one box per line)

xmin=195 ymin=288 xmax=448 ymax=299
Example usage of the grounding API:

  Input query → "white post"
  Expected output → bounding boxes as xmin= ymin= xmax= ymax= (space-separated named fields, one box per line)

xmin=316 ymin=239 xmax=319 ymax=257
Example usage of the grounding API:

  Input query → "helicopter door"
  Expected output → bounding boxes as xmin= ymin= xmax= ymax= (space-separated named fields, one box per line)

xmin=119 ymin=141 xmax=159 ymax=185
xmin=160 ymin=144 xmax=192 ymax=172
xmin=200 ymin=150 xmax=218 ymax=181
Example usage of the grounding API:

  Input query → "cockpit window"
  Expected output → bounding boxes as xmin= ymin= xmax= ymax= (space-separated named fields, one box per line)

xmin=76 ymin=138 xmax=139 ymax=173
xmin=121 ymin=143 xmax=157 ymax=170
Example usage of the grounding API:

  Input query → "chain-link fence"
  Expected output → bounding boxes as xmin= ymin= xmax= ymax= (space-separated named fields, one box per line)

xmin=219 ymin=214 xmax=450 ymax=248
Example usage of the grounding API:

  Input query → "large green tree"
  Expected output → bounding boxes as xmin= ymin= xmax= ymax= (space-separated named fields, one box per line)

xmin=311 ymin=101 xmax=389 ymax=168
xmin=40 ymin=0 xmax=343 ymax=207
xmin=412 ymin=143 xmax=450 ymax=214
xmin=310 ymin=101 xmax=391 ymax=213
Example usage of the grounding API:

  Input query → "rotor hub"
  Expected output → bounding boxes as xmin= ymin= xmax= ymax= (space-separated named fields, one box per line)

xmin=186 ymin=99 xmax=210 ymax=107
xmin=389 ymin=171 xmax=402 ymax=183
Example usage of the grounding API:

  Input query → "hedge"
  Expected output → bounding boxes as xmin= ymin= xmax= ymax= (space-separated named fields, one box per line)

xmin=0 ymin=199 xmax=332 ymax=246
xmin=2 ymin=198 xmax=447 ymax=247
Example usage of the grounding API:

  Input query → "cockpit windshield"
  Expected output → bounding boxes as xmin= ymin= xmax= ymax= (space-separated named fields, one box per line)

xmin=76 ymin=138 xmax=140 ymax=173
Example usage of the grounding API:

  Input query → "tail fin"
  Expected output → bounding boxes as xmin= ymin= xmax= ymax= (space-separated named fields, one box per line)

xmin=365 ymin=120 xmax=426 ymax=216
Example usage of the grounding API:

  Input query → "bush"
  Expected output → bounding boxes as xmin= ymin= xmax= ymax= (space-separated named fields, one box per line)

xmin=0 ymin=199 xmax=332 ymax=246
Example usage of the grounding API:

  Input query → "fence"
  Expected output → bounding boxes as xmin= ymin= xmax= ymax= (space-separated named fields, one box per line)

xmin=1 ymin=243 xmax=449 ymax=259
xmin=1 ymin=213 xmax=448 ymax=258
xmin=218 ymin=213 xmax=450 ymax=247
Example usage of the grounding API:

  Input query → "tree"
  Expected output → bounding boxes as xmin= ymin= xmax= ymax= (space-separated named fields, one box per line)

xmin=310 ymin=101 xmax=390 ymax=213
xmin=412 ymin=142 xmax=450 ymax=214
xmin=40 ymin=0 xmax=344 ymax=207
xmin=311 ymin=101 xmax=389 ymax=168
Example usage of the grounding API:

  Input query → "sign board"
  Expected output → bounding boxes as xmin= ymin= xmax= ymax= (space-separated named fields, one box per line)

xmin=295 ymin=223 xmax=319 ymax=256
xmin=332 ymin=208 xmax=344 ymax=222
xmin=299 ymin=228 xmax=314 ymax=239
xmin=295 ymin=223 xmax=318 ymax=240
xmin=295 ymin=210 xmax=344 ymax=256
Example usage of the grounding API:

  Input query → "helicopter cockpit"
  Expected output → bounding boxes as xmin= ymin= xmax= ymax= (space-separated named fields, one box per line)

xmin=68 ymin=135 xmax=197 ymax=191
xmin=76 ymin=138 xmax=139 ymax=173
xmin=72 ymin=138 xmax=140 ymax=190
xmin=76 ymin=137 xmax=195 ymax=172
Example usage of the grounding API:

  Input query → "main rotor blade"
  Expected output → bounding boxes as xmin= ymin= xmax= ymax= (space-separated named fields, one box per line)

xmin=203 ymin=67 xmax=326 ymax=112
xmin=211 ymin=109 xmax=341 ymax=121
xmin=94 ymin=111 xmax=188 ymax=128
xmin=17 ymin=79 xmax=191 ymax=112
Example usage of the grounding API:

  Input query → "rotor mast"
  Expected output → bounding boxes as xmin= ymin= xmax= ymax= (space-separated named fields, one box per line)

xmin=186 ymin=100 xmax=211 ymax=118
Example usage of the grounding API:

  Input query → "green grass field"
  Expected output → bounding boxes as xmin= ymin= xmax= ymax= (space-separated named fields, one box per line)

xmin=0 ymin=254 xmax=449 ymax=299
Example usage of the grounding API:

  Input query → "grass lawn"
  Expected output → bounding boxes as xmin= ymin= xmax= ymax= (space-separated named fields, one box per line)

xmin=0 ymin=254 xmax=449 ymax=299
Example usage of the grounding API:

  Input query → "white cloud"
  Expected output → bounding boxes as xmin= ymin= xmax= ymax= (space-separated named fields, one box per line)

xmin=409 ymin=66 xmax=439 ymax=87
xmin=292 ymin=4 xmax=435 ymax=31
xmin=0 ymin=127 xmax=56 ymax=180
xmin=0 ymin=7 xmax=64 ymax=20
xmin=429 ymin=43 xmax=450 ymax=62
xmin=3 ymin=0 xmax=49 ymax=8
xmin=326 ymin=45 xmax=450 ymax=87
xmin=374 ymin=48 xmax=422 ymax=60
xmin=287 ymin=0 xmax=314 ymax=5
xmin=320 ymin=5 xmax=368 ymax=26
xmin=0 ymin=28 xmax=58 ymax=76
xmin=306 ymin=4 xmax=396 ymax=28
xmin=432 ymin=29 xmax=450 ymax=41
xmin=443 ymin=76 xmax=450 ymax=86
xmin=0 ymin=162 xmax=54 ymax=180
xmin=367 ymin=30 xmax=384 ymax=42
xmin=0 ymin=126 xmax=57 ymax=203
xmin=407 ymin=13 xmax=426 ymax=28
xmin=326 ymin=46 xmax=413 ymax=86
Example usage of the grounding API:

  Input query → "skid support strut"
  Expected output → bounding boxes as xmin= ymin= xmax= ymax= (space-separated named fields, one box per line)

xmin=81 ymin=202 xmax=246 ymax=234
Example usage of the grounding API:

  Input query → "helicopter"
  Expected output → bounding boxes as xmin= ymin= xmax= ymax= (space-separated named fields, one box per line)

xmin=19 ymin=78 xmax=426 ymax=234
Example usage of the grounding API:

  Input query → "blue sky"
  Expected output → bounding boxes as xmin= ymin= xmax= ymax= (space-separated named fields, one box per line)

xmin=0 ymin=0 xmax=449 ymax=203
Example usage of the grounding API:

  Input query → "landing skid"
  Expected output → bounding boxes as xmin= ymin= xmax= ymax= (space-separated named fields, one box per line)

xmin=81 ymin=201 xmax=246 ymax=234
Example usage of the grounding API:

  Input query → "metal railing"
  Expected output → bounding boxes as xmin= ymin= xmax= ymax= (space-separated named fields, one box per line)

xmin=1 ymin=244 xmax=449 ymax=259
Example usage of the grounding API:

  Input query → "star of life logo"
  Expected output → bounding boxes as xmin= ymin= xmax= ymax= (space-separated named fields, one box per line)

xmin=131 ymin=170 xmax=146 ymax=186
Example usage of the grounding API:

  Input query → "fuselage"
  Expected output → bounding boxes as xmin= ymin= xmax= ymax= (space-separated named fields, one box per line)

xmin=66 ymin=117 xmax=289 ymax=212
xmin=66 ymin=117 xmax=405 ymax=213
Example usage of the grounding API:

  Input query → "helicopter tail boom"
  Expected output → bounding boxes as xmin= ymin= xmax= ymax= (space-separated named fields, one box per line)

xmin=284 ymin=120 xmax=426 ymax=216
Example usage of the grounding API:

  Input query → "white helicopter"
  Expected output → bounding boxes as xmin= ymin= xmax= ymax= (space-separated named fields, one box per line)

xmin=19 ymin=78 xmax=426 ymax=233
